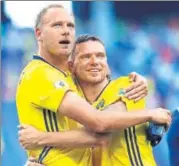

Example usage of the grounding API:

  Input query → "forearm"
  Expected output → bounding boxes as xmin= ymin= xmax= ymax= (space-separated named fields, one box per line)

xmin=37 ymin=128 xmax=109 ymax=148
xmin=60 ymin=92 xmax=152 ymax=133
xmin=98 ymin=108 xmax=151 ymax=132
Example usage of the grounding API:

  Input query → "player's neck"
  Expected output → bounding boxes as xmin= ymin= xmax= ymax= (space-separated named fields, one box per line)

xmin=79 ymin=78 xmax=109 ymax=103
xmin=38 ymin=50 xmax=69 ymax=72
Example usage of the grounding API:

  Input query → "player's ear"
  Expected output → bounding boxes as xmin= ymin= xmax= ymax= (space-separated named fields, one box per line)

xmin=35 ymin=28 xmax=42 ymax=42
xmin=68 ymin=54 xmax=76 ymax=73
xmin=106 ymin=64 xmax=111 ymax=76
xmin=106 ymin=64 xmax=111 ymax=80
xmin=68 ymin=60 xmax=74 ymax=73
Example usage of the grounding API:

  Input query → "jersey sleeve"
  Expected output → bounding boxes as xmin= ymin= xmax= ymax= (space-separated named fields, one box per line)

xmin=29 ymin=67 xmax=73 ymax=112
xmin=117 ymin=77 xmax=146 ymax=109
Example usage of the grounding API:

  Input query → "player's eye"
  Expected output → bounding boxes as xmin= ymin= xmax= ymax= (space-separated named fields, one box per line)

xmin=53 ymin=23 xmax=62 ymax=27
xmin=83 ymin=54 xmax=91 ymax=59
xmin=97 ymin=53 xmax=105 ymax=58
xmin=68 ymin=23 xmax=75 ymax=28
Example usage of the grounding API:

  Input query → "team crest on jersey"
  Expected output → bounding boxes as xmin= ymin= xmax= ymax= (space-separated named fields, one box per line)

xmin=96 ymin=99 xmax=105 ymax=109
xmin=54 ymin=80 xmax=66 ymax=88
xmin=119 ymin=89 xmax=125 ymax=96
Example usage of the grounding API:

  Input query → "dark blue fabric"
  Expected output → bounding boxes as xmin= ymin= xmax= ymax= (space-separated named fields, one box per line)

xmin=167 ymin=110 xmax=179 ymax=166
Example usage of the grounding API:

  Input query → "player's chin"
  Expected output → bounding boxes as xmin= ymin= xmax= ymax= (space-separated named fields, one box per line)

xmin=58 ymin=49 xmax=71 ymax=57
xmin=88 ymin=76 xmax=104 ymax=84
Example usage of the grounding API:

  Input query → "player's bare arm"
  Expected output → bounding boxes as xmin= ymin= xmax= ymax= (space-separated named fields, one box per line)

xmin=18 ymin=100 xmax=152 ymax=150
xmin=18 ymin=99 xmax=171 ymax=151
xmin=59 ymin=92 xmax=171 ymax=133
xmin=18 ymin=101 xmax=153 ymax=150
xmin=101 ymin=101 xmax=171 ymax=130
xmin=18 ymin=124 xmax=109 ymax=150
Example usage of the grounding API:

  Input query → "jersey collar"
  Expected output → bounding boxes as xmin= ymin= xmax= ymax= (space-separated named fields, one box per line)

xmin=74 ymin=77 xmax=111 ymax=104
xmin=33 ymin=55 xmax=67 ymax=77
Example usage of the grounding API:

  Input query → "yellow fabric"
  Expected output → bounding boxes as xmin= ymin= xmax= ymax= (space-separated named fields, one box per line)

xmin=92 ymin=77 xmax=156 ymax=166
xmin=16 ymin=57 xmax=92 ymax=166
xmin=16 ymin=59 xmax=155 ymax=166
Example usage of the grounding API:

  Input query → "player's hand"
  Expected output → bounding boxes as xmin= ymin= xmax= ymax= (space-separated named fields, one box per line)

xmin=18 ymin=124 xmax=43 ymax=149
xmin=24 ymin=157 xmax=45 ymax=166
xmin=125 ymin=72 xmax=148 ymax=102
xmin=148 ymin=108 xmax=172 ymax=128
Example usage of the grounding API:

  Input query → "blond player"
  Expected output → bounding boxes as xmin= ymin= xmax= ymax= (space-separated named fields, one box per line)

xmin=18 ymin=34 xmax=171 ymax=166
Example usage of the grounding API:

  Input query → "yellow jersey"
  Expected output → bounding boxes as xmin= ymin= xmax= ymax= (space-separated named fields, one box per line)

xmin=89 ymin=77 xmax=156 ymax=166
xmin=16 ymin=55 xmax=92 ymax=166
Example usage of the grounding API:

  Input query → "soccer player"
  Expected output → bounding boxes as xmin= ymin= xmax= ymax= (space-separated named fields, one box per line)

xmin=17 ymin=5 xmax=152 ymax=166
xmin=18 ymin=35 xmax=171 ymax=166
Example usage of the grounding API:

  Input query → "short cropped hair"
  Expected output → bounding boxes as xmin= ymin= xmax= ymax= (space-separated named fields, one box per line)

xmin=35 ymin=4 xmax=64 ymax=28
xmin=70 ymin=34 xmax=111 ymax=80
xmin=70 ymin=34 xmax=105 ymax=61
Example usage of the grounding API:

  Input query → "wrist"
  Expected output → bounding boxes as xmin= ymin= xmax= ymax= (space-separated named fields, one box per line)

xmin=37 ymin=131 xmax=48 ymax=146
xmin=145 ymin=110 xmax=153 ymax=122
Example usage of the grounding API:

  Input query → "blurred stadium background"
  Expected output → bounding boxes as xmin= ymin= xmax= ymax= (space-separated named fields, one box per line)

xmin=1 ymin=1 xmax=179 ymax=166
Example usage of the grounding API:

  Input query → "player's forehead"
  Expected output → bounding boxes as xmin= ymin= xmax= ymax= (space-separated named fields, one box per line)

xmin=75 ymin=41 xmax=106 ymax=56
xmin=43 ymin=7 xmax=75 ymax=25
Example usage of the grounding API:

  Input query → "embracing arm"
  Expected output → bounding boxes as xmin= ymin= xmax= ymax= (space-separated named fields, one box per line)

xmin=59 ymin=92 xmax=171 ymax=133
xmin=18 ymin=100 xmax=134 ymax=150
xmin=18 ymin=125 xmax=109 ymax=150
xmin=18 ymin=101 xmax=131 ymax=150
xmin=38 ymin=128 xmax=109 ymax=148
xmin=19 ymin=100 xmax=171 ymax=149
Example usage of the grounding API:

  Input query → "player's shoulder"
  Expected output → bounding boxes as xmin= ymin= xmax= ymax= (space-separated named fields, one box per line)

xmin=112 ymin=76 xmax=129 ymax=83
xmin=110 ymin=76 xmax=131 ymax=88
xmin=101 ymin=76 xmax=130 ymax=97
xmin=22 ymin=59 xmax=66 ymax=81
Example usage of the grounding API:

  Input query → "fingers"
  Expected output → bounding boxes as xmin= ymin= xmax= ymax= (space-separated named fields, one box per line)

xmin=163 ymin=110 xmax=172 ymax=130
xmin=28 ymin=157 xmax=37 ymax=162
xmin=19 ymin=141 xmax=24 ymax=148
xmin=20 ymin=141 xmax=27 ymax=149
xmin=168 ymin=113 xmax=172 ymax=124
xmin=24 ymin=161 xmax=44 ymax=166
xmin=125 ymin=82 xmax=140 ymax=93
xmin=152 ymin=108 xmax=172 ymax=125
xmin=18 ymin=124 xmax=29 ymax=130
xmin=133 ymin=94 xmax=147 ymax=102
xmin=19 ymin=138 xmax=26 ymax=148
xmin=165 ymin=119 xmax=171 ymax=131
xmin=18 ymin=129 xmax=27 ymax=148
xmin=127 ymin=72 xmax=148 ymax=99
xmin=166 ymin=110 xmax=171 ymax=116
xmin=19 ymin=135 xmax=30 ymax=149
xmin=128 ymin=72 xmax=137 ymax=82
xmin=18 ymin=129 xmax=25 ymax=140
xmin=125 ymin=80 xmax=145 ymax=93
xmin=125 ymin=85 xmax=147 ymax=100
xmin=126 ymin=87 xmax=147 ymax=99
